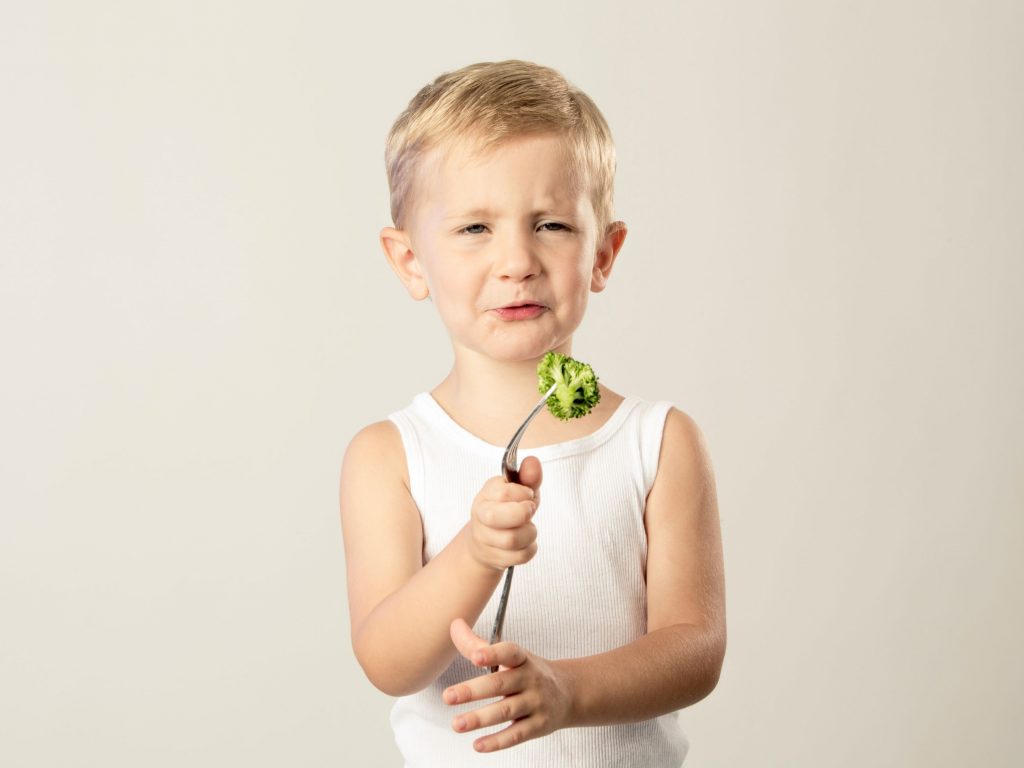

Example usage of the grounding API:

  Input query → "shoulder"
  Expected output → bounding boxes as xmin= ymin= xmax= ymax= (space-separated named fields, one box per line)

xmin=651 ymin=407 xmax=717 ymax=499
xmin=341 ymin=419 xmax=409 ymax=491
xmin=346 ymin=419 xmax=404 ymax=453
xmin=339 ymin=420 xmax=422 ymax=564
xmin=661 ymin=407 xmax=711 ymax=455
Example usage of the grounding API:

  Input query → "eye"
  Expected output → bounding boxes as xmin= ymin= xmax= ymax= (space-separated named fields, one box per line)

xmin=460 ymin=223 xmax=488 ymax=235
xmin=537 ymin=221 xmax=571 ymax=232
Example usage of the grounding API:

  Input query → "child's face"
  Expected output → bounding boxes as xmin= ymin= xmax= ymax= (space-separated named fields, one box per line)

xmin=390 ymin=133 xmax=621 ymax=364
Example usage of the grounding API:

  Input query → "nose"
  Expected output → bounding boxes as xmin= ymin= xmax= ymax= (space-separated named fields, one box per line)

xmin=493 ymin=229 xmax=541 ymax=281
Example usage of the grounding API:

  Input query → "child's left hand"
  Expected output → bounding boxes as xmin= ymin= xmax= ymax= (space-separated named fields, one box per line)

xmin=444 ymin=618 xmax=575 ymax=753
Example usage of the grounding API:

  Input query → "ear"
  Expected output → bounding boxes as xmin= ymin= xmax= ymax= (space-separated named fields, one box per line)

xmin=380 ymin=227 xmax=430 ymax=301
xmin=591 ymin=221 xmax=627 ymax=293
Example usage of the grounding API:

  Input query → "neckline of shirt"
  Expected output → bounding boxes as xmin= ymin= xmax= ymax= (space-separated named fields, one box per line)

xmin=413 ymin=392 xmax=641 ymax=462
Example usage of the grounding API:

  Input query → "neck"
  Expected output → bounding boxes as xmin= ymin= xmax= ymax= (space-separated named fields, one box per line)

xmin=431 ymin=342 xmax=574 ymax=438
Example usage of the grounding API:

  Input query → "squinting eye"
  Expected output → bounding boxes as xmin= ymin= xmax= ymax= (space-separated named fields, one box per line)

xmin=461 ymin=224 xmax=487 ymax=235
xmin=538 ymin=222 xmax=569 ymax=232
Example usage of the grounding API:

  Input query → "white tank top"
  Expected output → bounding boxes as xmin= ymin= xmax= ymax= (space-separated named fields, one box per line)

xmin=387 ymin=393 xmax=689 ymax=767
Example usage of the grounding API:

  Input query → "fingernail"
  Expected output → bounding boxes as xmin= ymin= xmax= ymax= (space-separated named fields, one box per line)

xmin=444 ymin=690 xmax=458 ymax=704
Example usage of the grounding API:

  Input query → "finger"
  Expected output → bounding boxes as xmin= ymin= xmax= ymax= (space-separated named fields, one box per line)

xmin=478 ymin=500 xmax=537 ymax=529
xmin=449 ymin=618 xmax=487 ymax=662
xmin=472 ymin=640 xmax=529 ymax=671
xmin=483 ymin=476 xmax=535 ymax=502
xmin=476 ymin=539 xmax=538 ymax=568
xmin=475 ymin=521 xmax=537 ymax=550
xmin=452 ymin=692 xmax=532 ymax=733
xmin=472 ymin=717 xmax=542 ymax=753
xmin=444 ymin=667 xmax=523 ymax=705
xmin=516 ymin=456 xmax=543 ymax=494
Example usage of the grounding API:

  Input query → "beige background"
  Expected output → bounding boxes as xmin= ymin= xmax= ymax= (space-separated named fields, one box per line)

xmin=2 ymin=1 xmax=1021 ymax=766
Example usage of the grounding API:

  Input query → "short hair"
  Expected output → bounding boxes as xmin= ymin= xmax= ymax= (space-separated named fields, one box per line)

xmin=385 ymin=60 xmax=616 ymax=233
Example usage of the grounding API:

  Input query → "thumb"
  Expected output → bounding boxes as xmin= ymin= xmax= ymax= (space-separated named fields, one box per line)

xmin=516 ymin=455 xmax=543 ymax=495
xmin=450 ymin=618 xmax=487 ymax=663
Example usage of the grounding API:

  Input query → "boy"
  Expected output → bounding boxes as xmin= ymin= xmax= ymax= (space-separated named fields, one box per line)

xmin=340 ymin=60 xmax=725 ymax=765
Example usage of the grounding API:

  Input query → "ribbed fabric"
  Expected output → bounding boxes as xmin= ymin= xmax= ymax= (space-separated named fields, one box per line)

xmin=386 ymin=393 xmax=689 ymax=767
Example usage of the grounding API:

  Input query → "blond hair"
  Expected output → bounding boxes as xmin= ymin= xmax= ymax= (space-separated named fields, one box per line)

xmin=385 ymin=60 xmax=616 ymax=232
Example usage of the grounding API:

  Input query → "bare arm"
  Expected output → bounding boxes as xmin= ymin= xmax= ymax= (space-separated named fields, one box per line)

xmin=563 ymin=406 xmax=726 ymax=723
xmin=340 ymin=421 xmax=541 ymax=696
xmin=442 ymin=408 xmax=726 ymax=751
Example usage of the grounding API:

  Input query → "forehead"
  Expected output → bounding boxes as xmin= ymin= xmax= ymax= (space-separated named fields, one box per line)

xmin=415 ymin=133 xmax=588 ymax=219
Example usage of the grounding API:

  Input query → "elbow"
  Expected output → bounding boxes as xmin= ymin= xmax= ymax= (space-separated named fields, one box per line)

xmin=672 ymin=622 xmax=726 ymax=703
xmin=356 ymin=657 xmax=407 ymax=698
xmin=700 ymin=625 xmax=727 ymax=698
xmin=701 ymin=663 xmax=723 ymax=700
xmin=362 ymin=670 xmax=419 ymax=698
xmin=352 ymin=630 xmax=429 ymax=698
xmin=354 ymin=650 xmax=414 ymax=697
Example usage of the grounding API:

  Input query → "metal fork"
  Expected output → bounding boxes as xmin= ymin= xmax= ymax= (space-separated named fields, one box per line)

xmin=486 ymin=382 xmax=558 ymax=672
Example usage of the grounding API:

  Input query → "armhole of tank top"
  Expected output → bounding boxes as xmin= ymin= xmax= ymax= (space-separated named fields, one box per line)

xmin=641 ymin=401 xmax=675 ymax=496
xmin=387 ymin=411 xmax=425 ymax=514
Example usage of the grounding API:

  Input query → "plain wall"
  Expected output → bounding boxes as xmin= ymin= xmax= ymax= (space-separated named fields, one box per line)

xmin=2 ymin=1 xmax=1021 ymax=765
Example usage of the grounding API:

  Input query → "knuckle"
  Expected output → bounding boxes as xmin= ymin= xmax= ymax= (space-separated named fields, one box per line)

xmin=523 ymin=522 xmax=537 ymax=542
xmin=510 ymin=483 xmax=532 ymax=501
xmin=499 ymin=701 xmax=513 ymax=722
xmin=518 ymin=542 xmax=538 ymax=564
xmin=471 ymin=499 xmax=487 ymax=519
xmin=492 ymin=674 xmax=507 ymax=695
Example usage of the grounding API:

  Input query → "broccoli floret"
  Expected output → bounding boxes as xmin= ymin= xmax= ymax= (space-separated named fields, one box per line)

xmin=537 ymin=351 xmax=601 ymax=421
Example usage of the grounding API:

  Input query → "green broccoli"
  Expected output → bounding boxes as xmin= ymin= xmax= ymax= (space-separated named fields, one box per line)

xmin=537 ymin=350 xmax=601 ymax=421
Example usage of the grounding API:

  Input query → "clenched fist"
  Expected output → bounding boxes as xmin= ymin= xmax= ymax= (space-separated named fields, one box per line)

xmin=466 ymin=456 xmax=543 ymax=572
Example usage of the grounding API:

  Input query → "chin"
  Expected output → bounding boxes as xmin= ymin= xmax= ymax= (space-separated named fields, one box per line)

xmin=498 ymin=337 xmax=572 ymax=364
xmin=459 ymin=320 xmax=576 ymax=363
xmin=466 ymin=336 xmax=555 ymax=364
xmin=490 ymin=347 xmax=549 ymax=364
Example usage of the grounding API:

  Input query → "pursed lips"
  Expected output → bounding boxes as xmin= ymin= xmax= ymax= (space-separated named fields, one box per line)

xmin=490 ymin=301 xmax=549 ymax=320
xmin=496 ymin=301 xmax=548 ymax=310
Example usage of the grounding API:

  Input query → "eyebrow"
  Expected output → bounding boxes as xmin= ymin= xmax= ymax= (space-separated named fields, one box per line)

xmin=442 ymin=206 xmax=574 ymax=221
xmin=443 ymin=208 xmax=495 ymax=221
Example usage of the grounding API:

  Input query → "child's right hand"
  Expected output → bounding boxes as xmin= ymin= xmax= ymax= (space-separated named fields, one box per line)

xmin=467 ymin=456 xmax=543 ymax=572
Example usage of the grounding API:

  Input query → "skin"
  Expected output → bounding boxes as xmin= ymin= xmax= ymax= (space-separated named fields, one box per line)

xmin=340 ymin=133 xmax=726 ymax=753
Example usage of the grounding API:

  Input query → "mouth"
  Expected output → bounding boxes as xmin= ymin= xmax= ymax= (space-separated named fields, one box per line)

xmin=492 ymin=302 xmax=548 ymax=321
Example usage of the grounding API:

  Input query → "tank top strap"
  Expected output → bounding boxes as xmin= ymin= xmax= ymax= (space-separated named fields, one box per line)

xmin=387 ymin=406 xmax=427 ymax=514
xmin=636 ymin=400 xmax=675 ymax=494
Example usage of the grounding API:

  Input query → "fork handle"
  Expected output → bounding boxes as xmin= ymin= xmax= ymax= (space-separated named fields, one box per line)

xmin=488 ymin=566 xmax=514 ymax=673
xmin=485 ymin=389 xmax=553 ymax=675
xmin=488 ymin=464 xmax=519 ymax=672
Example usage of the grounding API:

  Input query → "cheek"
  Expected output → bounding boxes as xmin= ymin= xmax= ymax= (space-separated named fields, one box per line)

xmin=572 ymin=259 xmax=595 ymax=295
xmin=427 ymin=265 xmax=480 ymax=315
xmin=554 ymin=265 xmax=593 ymax=318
